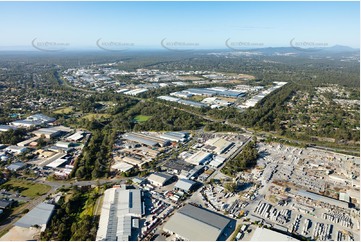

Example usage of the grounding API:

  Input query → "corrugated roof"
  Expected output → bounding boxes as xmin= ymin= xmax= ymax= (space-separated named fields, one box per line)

xmin=174 ymin=179 xmax=196 ymax=192
xmin=96 ymin=188 xmax=143 ymax=241
xmin=148 ymin=173 xmax=173 ymax=185
xmin=163 ymin=204 xmax=231 ymax=241
xmin=15 ymin=203 xmax=54 ymax=228
xmin=250 ymin=227 xmax=298 ymax=241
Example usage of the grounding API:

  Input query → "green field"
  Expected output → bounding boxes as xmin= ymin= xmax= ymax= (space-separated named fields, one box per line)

xmin=81 ymin=113 xmax=112 ymax=120
xmin=53 ymin=106 xmax=74 ymax=114
xmin=0 ymin=180 xmax=51 ymax=198
xmin=134 ymin=115 xmax=152 ymax=123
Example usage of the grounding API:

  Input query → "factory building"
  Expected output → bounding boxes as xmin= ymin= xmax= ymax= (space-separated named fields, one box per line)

xmin=157 ymin=96 xmax=180 ymax=102
xmin=297 ymin=190 xmax=349 ymax=209
xmin=11 ymin=114 xmax=56 ymax=128
xmin=123 ymin=133 xmax=170 ymax=147
xmin=185 ymin=151 xmax=213 ymax=165
xmin=204 ymin=137 xmax=234 ymax=155
xmin=163 ymin=204 xmax=234 ymax=241
xmin=96 ymin=186 xmax=144 ymax=241
xmin=0 ymin=125 xmax=16 ymax=132
xmin=159 ymin=132 xmax=189 ymax=142
xmin=15 ymin=203 xmax=55 ymax=231
xmin=5 ymin=146 xmax=28 ymax=155
xmin=209 ymin=156 xmax=227 ymax=168
xmin=174 ymin=179 xmax=196 ymax=193
xmin=27 ymin=114 xmax=56 ymax=124
xmin=32 ymin=128 xmax=62 ymax=139
xmin=250 ymin=227 xmax=299 ymax=241
xmin=147 ymin=172 xmax=175 ymax=187
xmin=177 ymin=99 xmax=208 ymax=108
xmin=123 ymin=156 xmax=145 ymax=166
xmin=66 ymin=131 xmax=86 ymax=142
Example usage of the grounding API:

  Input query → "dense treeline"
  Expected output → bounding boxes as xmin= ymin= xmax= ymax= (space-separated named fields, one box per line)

xmin=40 ymin=186 xmax=100 ymax=241
xmin=71 ymin=128 xmax=115 ymax=180
xmin=129 ymin=102 xmax=204 ymax=131
xmin=0 ymin=129 xmax=27 ymax=145
xmin=221 ymin=140 xmax=258 ymax=176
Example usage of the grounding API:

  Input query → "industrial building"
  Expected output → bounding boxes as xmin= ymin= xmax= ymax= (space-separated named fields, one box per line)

xmin=177 ymin=99 xmax=207 ymax=108
xmin=11 ymin=120 xmax=42 ymax=128
xmin=123 ymin=156 xmax=145 ymax=166
xmin=123 ymin=133 xmax=170 ymax=147
xmin=163 ymin=204 xmax=234 ymax=241
xmin=147 ymin=172 xmax=175 ymax=187
xmin=6 ymin=162 xmax=26 ymax=171
xmin=5 ymin=146 xmax=28 ymax=155
xmin=17 ymin=137 xmax=39 ymax=147
xmin=0 ymin=125 xmax=16 ymax=132
xmin=11 ymin=114 xmax=56 ymax=128
xmin=250 ymin=227 xmax=299 ymax=241
xmin=96 ymin=186 xmax=144 ymax=241
xmin=32 ymin=128 xmax=62 ymax=139
xmin=55 ymin=141 xmax=73 ymax=149
xmin=111 ymin=162 xmax=134 ymax=172
xmin=27 ymin=114 xmax=56 ymax=124
xmin=174 ymin=179 xmax=196 ymax=193
xmin=15 ymin=203 xmax=55 ymax=231
xmin=204 ymin=137 xmax=234 ymax=155
xmin=66 ymin=131 xmax=86 ymax=142
xmin=157 ymin=96 xmax=180 ymax=102
xmin=297 ymin=190 xmax=349 ymax=209
xmin=209 ymin=156 xmax=227 ymax=168
xmin=124 ymin=88 xmax=148 ymax=96
xmin=185 ymin=151 xmax=213 ymax=165
xmin=159 ymin=131 xmax=189 ymax=142
xmin=170 ymin=91 xmax=193 ymax=98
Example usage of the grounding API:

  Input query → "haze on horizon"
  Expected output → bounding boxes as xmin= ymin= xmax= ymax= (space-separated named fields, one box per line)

xmin=0 ymin=1 xmax=359 ymax=51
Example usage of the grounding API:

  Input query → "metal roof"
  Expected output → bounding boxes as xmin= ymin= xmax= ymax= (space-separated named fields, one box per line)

xmin=174 ymin=179 xmax=196 ymax=192
xmin=297 ymin=190 xmax=349 ymax=208
xmin=250 ymin=227 xmax=298 ymax=241
xmin=96 ymin=188 xmax=143 ymax=241
xmin=163 ymin=204 xmax=232 ymax=241
xmin=15 ymin=203 xmax=55 ymax=228
xmin=148 ymin=173 xmax=173 ymax=185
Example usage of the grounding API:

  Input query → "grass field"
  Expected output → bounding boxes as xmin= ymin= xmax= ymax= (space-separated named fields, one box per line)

xmin=53 ymin=106 xmax=74 ymax=114
xmin=0 ymin=180 xmax=51 ymax=198
xmin=81 ymin=113 xmax=112 ymax=120
xmin=134 ymin=115 xmax=152 ymax=123
xmin=189 ymin=95 xmax=205 ymax=102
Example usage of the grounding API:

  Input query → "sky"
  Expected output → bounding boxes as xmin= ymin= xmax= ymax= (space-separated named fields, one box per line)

xmin=0 ymin=1 xmax=359 ymax=51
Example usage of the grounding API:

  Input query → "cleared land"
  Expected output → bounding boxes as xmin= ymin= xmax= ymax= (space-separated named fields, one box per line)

xmin=81 ymin=113 xmax=112 ymax=120
xmin=53 ymin=106 xmax=74 ymax=114
xmin=0 ymin=180 xmax=51 ymax=198
xmin=134 ymin=115 xmax=152 ymax=123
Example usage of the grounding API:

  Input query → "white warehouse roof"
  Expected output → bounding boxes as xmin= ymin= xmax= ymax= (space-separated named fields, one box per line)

xmin=174 ymin=179 xmax=196 ymax=192
xmin=250 ymin=227 xmax=299 ymax=241
xmin=96 ymin=187 xmax=143 ymax=241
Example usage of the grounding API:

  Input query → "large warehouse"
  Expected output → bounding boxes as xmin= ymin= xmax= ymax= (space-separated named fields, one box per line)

xmin=163 ymin=204 xmax=234 ymax=241
xmin=185 ymin=151 xmax=213 ymax=165
xmin=147 ymin=172 xmax=175 ymax=187
xmin=96 ymin=186 xmax=144 ymax=241
xmin=204 ymin=137 xmax=234 ymax=155
xmin=15 ymin=203 xmax=55 ymax=231
xmin=250 ymin=227 xmax=299 ymax=241
xmin=123 ymin=133 xmax=170 ymax=147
